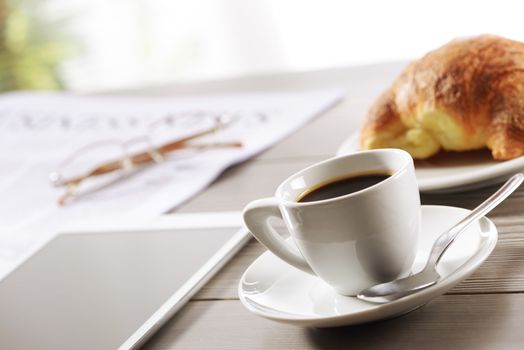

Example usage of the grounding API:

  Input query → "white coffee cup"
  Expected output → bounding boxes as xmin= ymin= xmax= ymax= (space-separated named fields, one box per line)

xmin=242 ymin=149 xmax=420 ymax=296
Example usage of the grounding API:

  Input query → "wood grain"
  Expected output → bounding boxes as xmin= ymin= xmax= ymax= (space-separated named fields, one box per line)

xmin=143 ymin=295 xmax=524 ymax=350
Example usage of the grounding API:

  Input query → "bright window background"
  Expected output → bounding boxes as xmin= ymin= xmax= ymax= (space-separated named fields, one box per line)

xmin=33 ymin=0 xmax=524 ymax=91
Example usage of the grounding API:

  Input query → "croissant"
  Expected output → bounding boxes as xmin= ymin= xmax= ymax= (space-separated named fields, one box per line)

xmin=360 ymin=35 xmax=524 ymax=160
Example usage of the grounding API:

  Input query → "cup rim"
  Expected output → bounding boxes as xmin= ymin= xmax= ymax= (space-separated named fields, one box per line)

xmin=276 ymin=148 xmax=413 ymax=206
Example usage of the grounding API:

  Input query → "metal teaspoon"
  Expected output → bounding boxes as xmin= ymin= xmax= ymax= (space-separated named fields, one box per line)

xmin=357 ymin=173 xmax=524 ymax=303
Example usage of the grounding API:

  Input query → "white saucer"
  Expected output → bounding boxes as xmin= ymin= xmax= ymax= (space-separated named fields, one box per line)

xmin=238 ymin=205 xmax=497 ymax=327
xmin=337 ymin=132 xmax=524 ymax=193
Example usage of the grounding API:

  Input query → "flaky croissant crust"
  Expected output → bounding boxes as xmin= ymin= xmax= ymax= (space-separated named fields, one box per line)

xmin=360 ymin=35 xmax=524 ymax=160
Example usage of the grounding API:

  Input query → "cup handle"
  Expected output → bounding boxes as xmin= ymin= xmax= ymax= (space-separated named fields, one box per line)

xmin=243 ymin=197 xmax=315 ymax=275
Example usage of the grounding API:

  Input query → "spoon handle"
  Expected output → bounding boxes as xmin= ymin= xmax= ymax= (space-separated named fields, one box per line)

xmin=426 ymin=173 xmax=524 ymax=267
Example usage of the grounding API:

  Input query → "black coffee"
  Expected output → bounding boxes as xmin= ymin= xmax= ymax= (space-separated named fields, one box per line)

xmin=297 ymin=172 xmax=391 ymax=203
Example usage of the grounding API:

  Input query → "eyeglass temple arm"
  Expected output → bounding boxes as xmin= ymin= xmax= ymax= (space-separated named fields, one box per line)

xmin=61 ymin=125 xmax=242 ymax=187
xmin=156 ymin=124 xmax=226 ymax=154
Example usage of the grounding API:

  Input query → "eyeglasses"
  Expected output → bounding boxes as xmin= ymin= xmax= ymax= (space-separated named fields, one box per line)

xmin=48 ymin=112 xmax=256 ymax=205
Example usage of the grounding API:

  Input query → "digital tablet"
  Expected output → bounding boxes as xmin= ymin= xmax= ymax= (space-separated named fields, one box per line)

xmin=0 ymin=212 xmax=249 ymax=350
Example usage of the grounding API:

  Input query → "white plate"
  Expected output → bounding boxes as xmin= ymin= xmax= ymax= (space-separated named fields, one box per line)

xmin=337 ymin=132 xmax=524 ymax=193
xmin=238 ymin=205 xmax=497 ymax=327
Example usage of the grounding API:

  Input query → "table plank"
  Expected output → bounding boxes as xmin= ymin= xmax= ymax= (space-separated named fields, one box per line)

xmin=450 ymin=232 xmax=524 ymax=294
xmin=143 ymin=295 xmax=524 ymax=350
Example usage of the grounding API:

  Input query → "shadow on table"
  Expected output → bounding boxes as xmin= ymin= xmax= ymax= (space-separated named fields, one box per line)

xmin=305 ymin=294 xmax=513 ymax=350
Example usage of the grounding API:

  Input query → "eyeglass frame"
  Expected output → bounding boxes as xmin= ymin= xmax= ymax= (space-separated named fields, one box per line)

xmin=49 ymin=113 xmax=247 ymax=205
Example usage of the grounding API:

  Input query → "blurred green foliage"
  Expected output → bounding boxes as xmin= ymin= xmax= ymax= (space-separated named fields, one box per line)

xmin=0 ymin=0 xmax=74 ymax=91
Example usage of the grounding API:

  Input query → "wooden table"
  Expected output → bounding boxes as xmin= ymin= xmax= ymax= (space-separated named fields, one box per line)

xmin=139 ymin=62 xmax=524 ymax=349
